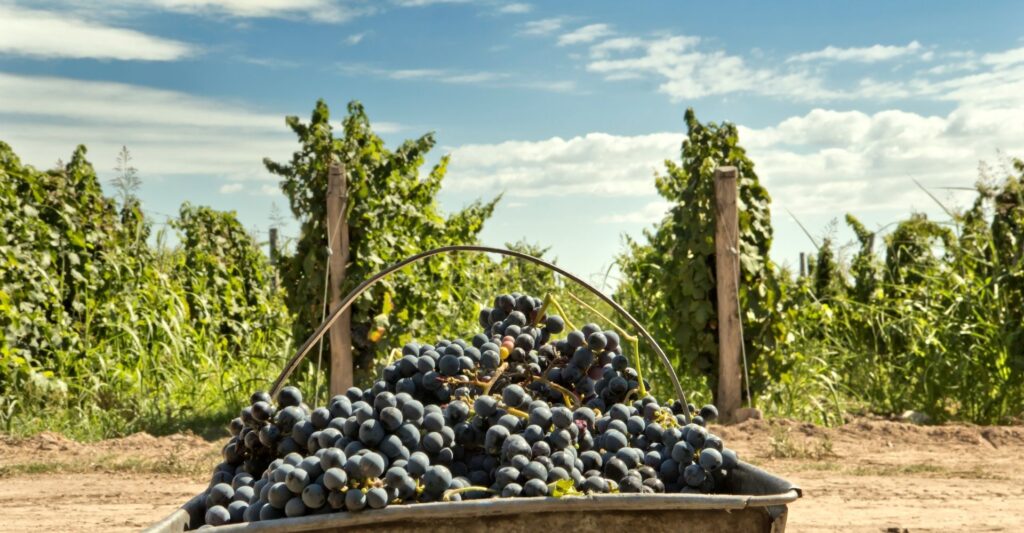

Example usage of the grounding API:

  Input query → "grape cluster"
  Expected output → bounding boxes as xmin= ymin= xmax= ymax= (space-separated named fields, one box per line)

xmin=198 ymin=291 xmax=741 ymax=528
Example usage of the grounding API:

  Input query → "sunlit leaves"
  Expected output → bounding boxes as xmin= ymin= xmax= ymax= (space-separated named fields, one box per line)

xmin=265 ymin=100 xmax=501 ymax=379
xmin=615 ymin=109 xmax=780 ymax=402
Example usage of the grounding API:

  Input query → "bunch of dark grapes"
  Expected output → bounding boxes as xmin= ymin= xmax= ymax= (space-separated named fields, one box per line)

xmin=197 ymin=291 xmax=741 ymax=528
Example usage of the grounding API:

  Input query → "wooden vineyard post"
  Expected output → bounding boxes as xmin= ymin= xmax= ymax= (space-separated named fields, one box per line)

xmin=327 ymin=162 xmax=353 ymax=395
xmin=714 ymin=166 xmax=742 ymax=422
xmin=268 ymin=227 xmax=278 ymax=292
xmin=799 ymin=252 xmax=806 ymax=278
xmin=269 ymin=227 xmax=278 ymax=264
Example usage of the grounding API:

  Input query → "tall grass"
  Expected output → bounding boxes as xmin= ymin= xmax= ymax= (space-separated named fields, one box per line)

xmin=767 ymin=162 xmax=1024 ymax=425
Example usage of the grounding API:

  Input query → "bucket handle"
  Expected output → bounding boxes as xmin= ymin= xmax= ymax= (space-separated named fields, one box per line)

xmin=270 ymin=245 xmax=690 ymax=423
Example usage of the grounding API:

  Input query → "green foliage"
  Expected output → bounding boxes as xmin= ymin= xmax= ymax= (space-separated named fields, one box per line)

xmin=775 ymin=160 xmax=1024 ymax=424
xmin=812 ymin=237 xmax=844 ymax=301
xmin=0 ymin=141 xmax=291 ymax=439
xmin=612 ymin=110 xmax=1022 ymax=425
xmin=497 ymin=240 xmax=558 ymax=298
xmin=883 ymin=213 xmax=954 ymax=290
xmin=173 ymin=203 xmax=287 ymax=344
xmin=615 ymin=108 xmax=781 ymax=401
xmin=265 ymin=100 xmax=500 ymax=382
xmin=845 ymin=214 xmax=880 ymax=302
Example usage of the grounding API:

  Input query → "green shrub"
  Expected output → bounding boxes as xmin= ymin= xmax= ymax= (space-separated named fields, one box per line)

xmin=0 ymin=142 xmax=292 ymax=439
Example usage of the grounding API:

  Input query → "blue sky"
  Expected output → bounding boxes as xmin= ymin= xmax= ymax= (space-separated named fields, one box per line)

xmin=2 ymin=1 xmax=1023 ymax=282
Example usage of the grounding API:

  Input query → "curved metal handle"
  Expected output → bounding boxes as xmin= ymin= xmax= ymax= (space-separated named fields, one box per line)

xmin=271 ymin=245 xmax=690 ymax=422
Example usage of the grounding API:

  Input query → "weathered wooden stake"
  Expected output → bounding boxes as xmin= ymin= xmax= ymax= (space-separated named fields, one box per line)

xmin=269 ymin=227 xmax=278 ymax=292
xmin=714 ymin=166 xmax=742 ymax=422
xmin=799 ymin=252 xmax=806 ymax=278
xmin=268 ymin=227 xmax=278 ymax=265
xmin=327 ymin=162 xmax=353 ymax=395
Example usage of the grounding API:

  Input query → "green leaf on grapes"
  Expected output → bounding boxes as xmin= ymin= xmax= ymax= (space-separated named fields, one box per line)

xmin=548 ymin=478 xmax=582 ymax=498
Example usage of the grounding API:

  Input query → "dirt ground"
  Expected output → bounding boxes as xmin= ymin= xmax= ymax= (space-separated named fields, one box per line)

xmin=1 ymin=418 xmax=1022 ymax=532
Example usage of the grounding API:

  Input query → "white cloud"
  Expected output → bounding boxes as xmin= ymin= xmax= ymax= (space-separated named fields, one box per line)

xmin=586 ymin=34 xmax=833 ymax=101
xmin=345 ymin=31 xmax=369 ymax=45
xmin=558 ymin=23 xmax=614 ymax=46
xmin=788 ymin=41 xmax=923 ymax=63
xmin=446 ymin=132 xmax=683 ymax=198
xmin=846 ymin=49 xmax=1024 ymax=106
xmin=0 ymin=4 xmax=194 ymax=61
xmin=739 ymin=106 xmax=1024 ymax=215
xmin=498 ymin=3 xmax=531 ymax=14
xmin=0 ymin=72 xmax=402 ymax=181
xmin=980 ymin=46 xmax=1024 ymax=67
xmin=142 ymin=0 xmax=372 ymax=22
xmin=374 ymin=67 xmax=507 ymax=84
xmin=338 ymin=64 xmax=575 ymax=92
xmin=590 ymin=37 xmax=645 ymax=59
xmin=923 ymin=60 xmax=978 ymax=76
xmin=15 ymin=0 xmax=374 ymax=23
xmin=444 ymin=93 xmax=1021 ymax=225
xmin=391 ymin=0 xmax=470 ymax=6
xmin=238 ymin=56 xmax=300 ymax=68
xmin=519 ymin=80 xmax=577 ymax=92
xmin=520 ymin=17 xmax=563 ymax=36
xmin=219 ymin=183 xmax=244 ymax=193
xmin=579 ymin=33 xmax=1024 ymax=104
xmin=599 ymin=200 xmax=672 ymax=223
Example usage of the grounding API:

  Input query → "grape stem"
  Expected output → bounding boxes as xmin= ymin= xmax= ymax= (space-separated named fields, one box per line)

xmin=481 ymin=363 xmax=508 ymax=396
xmin=564 ymin=292 xmax=648 ymax=398
xmin=442 ymin=486 xmax=497 ymax=501
xmin=537 ymin=369 xmax=581 ymax=408
xmin=547 ymin=294 xmax=578 ymax=333
xmin=505 ymin=406 xmax=530 ymax=420
xmin=532 ymin=293 xmax=553 ymax=327
xmin=564 ymin=292 xmax=636 ymax=343
xmin=632 ymin=336 xmax=648 ymax=397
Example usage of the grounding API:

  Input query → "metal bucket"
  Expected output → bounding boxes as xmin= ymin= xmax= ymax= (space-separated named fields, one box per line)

xmin=146 ymin=462 xmax=800 ymax=532
xmin=146 ymin=246 xmax=801 ymax=532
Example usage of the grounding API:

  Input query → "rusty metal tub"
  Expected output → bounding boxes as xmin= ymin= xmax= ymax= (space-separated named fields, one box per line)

xmin=145 ymin=461 xmax=800 ymax=532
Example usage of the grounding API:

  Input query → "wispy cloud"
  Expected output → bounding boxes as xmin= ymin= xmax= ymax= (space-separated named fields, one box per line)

xmin=558 ymin=23 xmax=614 ymax=46
xmin=586 ymin=34 xmax=833 ymax=101
xmin=558 ymin=23 xmax=1024 ymax=106
xmin=25 ymin=0 xmax=378 ymax=24
xmin=345 ymin=31 xmax=370 ymax=45
xmin=0 ymin=72 xmax=402 ymax=182
xmin=391 ymin=0 xmax=471 ymax=7
xmin=446 ymin=132 xmax=683 ymax=198
xmin=828 ymin=46 xmax=1024 ymax=106
xmin=519 ymin=17 xmax=563 ymax=36
xmin=738 ymin=106 xmax=1024 ymax=216
xmin=446 ymin=101 xmax=1022 ymax=222
xmin=788 ymin=41 xmax=923 ymax=63
xmin=148 ymin=0 xmax=373 ymax=23
xmin=589 ymin=37 xmax=645 ymax=59
xmin=497 ymin=3 xmax=531 ymax=14
xmin=339 ymin=64 xmax=576 ymax=92
xmin=372 ymin=67 xmax=506 ymax=84
xmin=0 ymin=4 xmax=194 ymax=61
xmin=981 ymin=46 xmax=1024 ymax=67
xmin=238 ymin=56 xmax=300 ymax=68
xmin=219 ymin=183 xmax=244 ymax=194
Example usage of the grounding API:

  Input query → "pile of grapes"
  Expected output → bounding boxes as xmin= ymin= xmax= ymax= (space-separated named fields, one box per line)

xmin=199 ymin=292 xmax=738 ymax=528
